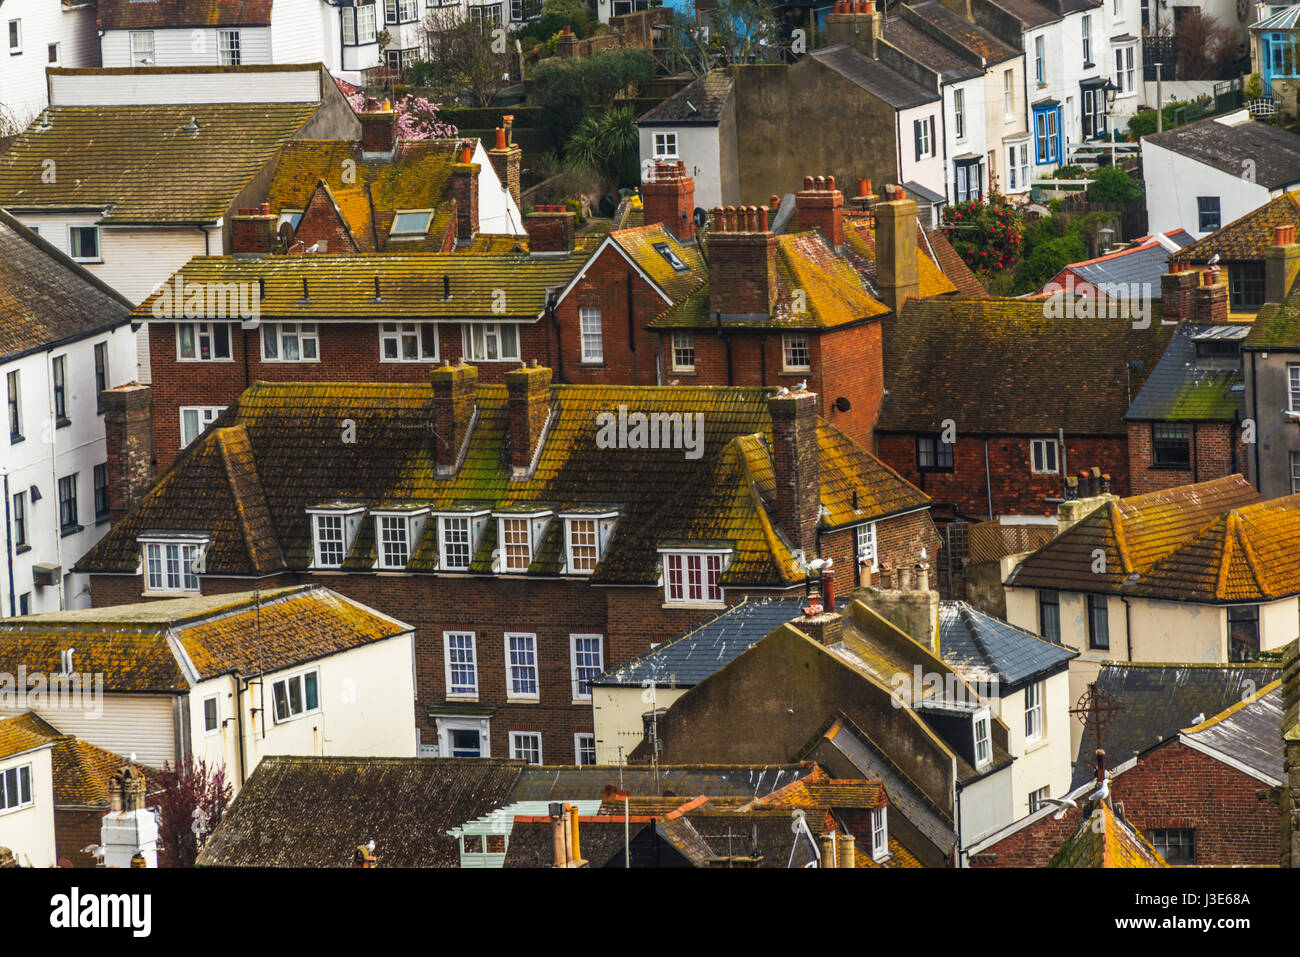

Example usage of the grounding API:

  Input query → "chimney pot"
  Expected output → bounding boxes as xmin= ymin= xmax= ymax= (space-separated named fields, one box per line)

xmin=804 ymin=176 xmax=814 ymax=190
xmin=770 ymin=194 xmax=781 ymax=210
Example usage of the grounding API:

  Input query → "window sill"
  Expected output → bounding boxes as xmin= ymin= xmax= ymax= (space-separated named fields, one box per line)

xmin=14 ymin=544 xmax=30 ymax=555
xmin=917 ymin=468 xmax=955 ymax=474
xmin=1030 ymin=470 xmax=1060 ymax=476
xmin=782 ymin=367 xmax=812 ymax=375
xmin=446 ymin=694 xmax=479 ymax=703
xmin=70 ymin=259 xmax=102 ymax=265
xmin=670 ymin=368 xmax=696 ymax=376
xmin=1148 ymin=463 xmax=1192 ymax=471
xmin=95 ymin=514 xmax=110 ymax=526
xmin=1025 ymin=738 xmax=1049 ymax=755
xmin=8 ymin=433 xmax=23 ymax=445
xmin=261 ymin=358 xmax=321 ymax=364
xmin=143 ymin=589 xmax=201 ymax=598
xmin=662 ymin=601 xmax=726 ymax=611
xmin=59 ymin=524 xmax=83 ymax=538
xmin=176 ymin=358 xmax=237 ymax=363
xmin=505 ymin=696 xmax=540 ymax=704
xmin=271 ymin=708 xmax=322 ymax=726
xmin=379 ymin=358 xmax=440 ymax=364
xmin=577 ymin=362 xmax=606 ymax=369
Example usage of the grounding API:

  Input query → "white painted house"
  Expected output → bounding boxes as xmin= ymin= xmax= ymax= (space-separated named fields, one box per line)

xmin=0 ymin=210 xmax=136 ymax=619
xmin=0 ymin=586 xmax=419 ymax=792
xmin=0 ymin=714 xmax=56 ymax=867
xmin=0 ymin=0 xmax=98 ymax=124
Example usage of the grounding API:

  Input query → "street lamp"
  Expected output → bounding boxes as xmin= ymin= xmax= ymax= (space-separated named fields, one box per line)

xmin=1102 ymin=79 xmax=1120 ymax=166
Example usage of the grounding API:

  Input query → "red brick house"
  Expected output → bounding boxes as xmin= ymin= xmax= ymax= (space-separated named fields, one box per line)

xmin=967 ymin=683 xmax=1284 ymax=867
xmin=81 ymin=374 xmax=939 ymax=764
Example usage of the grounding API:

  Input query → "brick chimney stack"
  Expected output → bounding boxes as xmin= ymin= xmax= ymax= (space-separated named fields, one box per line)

xmin=769 ymin=388 xmax=821 ymax=558
xmin=430 ymin=362 xmax=478 ymax=476
xmin=641 ymin=160 xmax=696 ymax=241
xmin=824 ymin=0 xmax=883 ymax=57
xmin=526 ymin=204 xmax=576 ymax=253
xmin=1266 ymin=224 xmax=1300 ymax=305
xmin=450 ymin=141 xmax=480 ymax=243
xmin=795 ymin=174 xmax=845 ymax=248
xmin=359 ymin=97 xmax=396 ymax=156
xmin=231 ymin=203 xmax=276 ymax=254
xmin=101 ymin=767 xmax=157 ymax=868
xmin=875 ymin=185 xmax=919 ymax=312
xmin=1159 ymin=261 xmax=1199 ymax=321
xmin=506 ymin=364 xmax=552 ymax=477
xmin=848 ymin=177 xmax=876 ymax=226
xmin=1192 ymin=268 xmax=1228 ymax=324
xmin=102 ymin=384 xmax=155 ymax=523
xmin=708 ymin=205 xmax=779 ymax=318
xmin=486 ymin=120 xmax=523 ymax=210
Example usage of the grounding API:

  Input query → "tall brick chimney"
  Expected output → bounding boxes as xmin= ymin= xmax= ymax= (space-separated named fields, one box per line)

xmin=486 ymin=122 xmax=523 ymax=210
xmin=102 ymin=384 xmax=155 ymax=523
xmin=360 ymin=98 xmax=396 ymax=156
xmin=641 ymin=160 xmax=695 ymax=241
xmin=795 ymin=174 xmax=845 ymax=248
xmin=450 ymin=142 xmax=480 ymax=243
xmin=823 ymin=0 xmax=883 ymax=57
xmin=506 ymin=364 xmax=552 ymax=477
xmin=769 ymin=388 xmax=820 ymax=557
xmin=1192 ymin=268 xmax=1227 ymax=324
xmin=231 ymin=203 xmax=276 ymax=254
xmin=430 ymin=362 xmax=478 ymax=476
xmin=875 ymin=185 xmax=919 ymax=312
xmin=848 ymin=177 xmax=876 ymax=226
xmin=1266 ymin=224 xmax=1300 ymax=304
xmin=708 ymin=205 xmax=779 ymax=318
xmin=526 ymin=204 xmax=576 ymax=253
xmin=1159 ymin=262 xmax=1199 ymax=321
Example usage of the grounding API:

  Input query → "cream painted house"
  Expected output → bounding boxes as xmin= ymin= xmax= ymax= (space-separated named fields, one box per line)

xmin=0 ymin=586 xmax=417 ymax=793
xmin=1003 ymin=475 xmax=1300 ymax=755
xmin=0 ymin=716 xmax=56 ymax=867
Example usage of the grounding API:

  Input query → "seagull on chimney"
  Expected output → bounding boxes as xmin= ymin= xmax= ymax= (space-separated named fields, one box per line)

xmin=776 ymin=387 xmax=791 ymax=397
xmin=793 ymin=379 xmax=808 ymax=392
xmin=366 ymin=840 xmax=376 ymax=853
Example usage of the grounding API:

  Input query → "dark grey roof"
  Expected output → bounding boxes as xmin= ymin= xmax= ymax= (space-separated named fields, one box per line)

xmin=195 ymin=756 xmax=525 ymax=867
xmin=984 ymin=0 xmax=1061 ymax=28
xmin=1181 ymin=684 xmax=1284 ymax=783
xmin=903 ymin=1 xmax=1020 ymax=65
xmin=0 ymin=208 xmax=133 ymax=362
xmin=1123 ymin=322 xmax=1245 ymax=423
xmin=593 ymin=596 xmax=819 ymax=688
xmin=882 ymin=16 xmax=983 ymax=83
xmin=1071 ymin=663 xmax=1283 ymax=787
xmin=809 ymin=44 xmax=939 ymax=109
xmin=638 ymin=70 xmax=734 ymax=126
xmin=904 ymin=180 xmax=947 ymax=206
xmin=1067 ymin=232 xmax=1192 ymax=292
xmin=938 ymin=600 xmax=1076 ymax=692
xmin=507 ymin=763 xmax=812 ymax=803
xmin=1145 ymin=114 xmax=1300 ymax=190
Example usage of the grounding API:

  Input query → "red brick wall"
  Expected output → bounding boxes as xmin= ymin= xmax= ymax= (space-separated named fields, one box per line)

xmin=969 ymin=741 xmax=1278 ymax=867
xmin=875 ymin=432 xmax=1130 ymax=519
xmin=57 ymin=808 xmax=107 ymax=868
xmin=294 ymin=187 xmax=362 ymax=254
xmin=820 ymin=510 xmax=942 ymax=589
xmin=1127 ymin=421 xmax=1247 ymax=496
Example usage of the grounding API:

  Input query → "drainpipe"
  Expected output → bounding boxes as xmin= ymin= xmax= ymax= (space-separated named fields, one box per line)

xmin=984 ymin=439 xmax=993 ymax=521
xmin=2 ymin=471 xmax=13 ymax=616
xmin=1121 ymin=596 xmax=1133 ymax=661
xmin=626 ymin=273 xmax=636 ymax=380
xmin=1191 ymin=422 xmax=1199 ymax=482
xmin=234 ymin=675 xmax=248 ymax=786
xmin=1231 ymin=409 xmax=1240 ymax=475
xmin=548 ymin=294 xmax=565 ymax=382
xmin=1250 ymin=350 xmax=1262 ymax=490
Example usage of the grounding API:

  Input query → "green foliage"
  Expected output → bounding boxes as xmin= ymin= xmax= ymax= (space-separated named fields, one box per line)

xmin=1086 ymin=165 xmax=1145 ymax=205
xmin=1126 ymin=100 xmax=1197 ymax=138
xmin=663 ymin=0 xmax=783 ymax=77
xmin=1245 ymin=72 xmax=1264 ymax=100
xmin=1052 ymin=165 xmax=1086 ymax=180
xmin=564 ymin=105 xmax=640 ymax=189
xmin=531 ymin=49 xmax=655 ymax=150
xmin=516 ymin=0 xmax=596 ymax=44
xmin=940 ymin=196 xmax=1024 ymax=278
xmin=1014 ymin=233 xmax=1088 ymax=292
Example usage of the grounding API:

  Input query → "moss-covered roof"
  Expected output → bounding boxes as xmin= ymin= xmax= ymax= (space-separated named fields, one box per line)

xmin=1125 ymin=322 xmax=1246 ymax=421
xmin=78 ymin=379 xmax=931 ymax=586
xmin=1174 ymin=191 xmax=1300 ymax=264
xmin=0 ymin=104 xmax=319 ymax=223
xmin=1048 ymin=799 xmax=1167 ymax=868
xmin=609 ymin=224 xmax=708 ymax=302
xmin=1245 ymin=277 xmax=1300 ymax=348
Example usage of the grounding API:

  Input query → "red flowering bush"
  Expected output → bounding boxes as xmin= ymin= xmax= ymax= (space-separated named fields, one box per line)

xmin=941 ymin=196 xmax=1024 ymax=278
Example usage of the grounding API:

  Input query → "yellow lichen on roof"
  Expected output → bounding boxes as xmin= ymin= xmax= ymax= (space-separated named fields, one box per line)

xmin=0 ymin=714 xmax=55 ymax=761
xmin=843 ymin=219 xmax=959 ymax=298
xmin=1049 ymin=800 xmax=1167 ymax=868
xmin=776 ymin=231 xmax=890 ymax=326
xmin=612 ymin=223 xmax=708 ymax=301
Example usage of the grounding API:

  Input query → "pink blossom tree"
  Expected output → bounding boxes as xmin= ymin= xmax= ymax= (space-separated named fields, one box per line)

xmin=345 ymin=92 xmax=459 ymax=140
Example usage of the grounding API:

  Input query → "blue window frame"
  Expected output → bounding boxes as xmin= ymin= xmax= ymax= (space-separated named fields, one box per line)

xmin=1033 ymin=105 xmax=1062 ymax=165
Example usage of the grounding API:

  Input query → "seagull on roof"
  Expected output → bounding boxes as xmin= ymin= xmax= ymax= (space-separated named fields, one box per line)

xmin=1207 ymin=254 xmax=1220 ymax=265
xmin=1039 ymin=796 xmax=1077 ymax=820
xmin=776 ymin=387 xmax=791 ymax=397
xmin=304 ymin=243 xmax=320 ymax=255
xmin=1088 ymin=775 xmax=1110 ymax=803
xmin=1191 ymin=712 xmax=1205 ymax=725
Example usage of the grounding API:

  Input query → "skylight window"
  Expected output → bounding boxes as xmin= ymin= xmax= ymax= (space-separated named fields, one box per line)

xmin=652 ymin=241 xmax=689 ymax=273
xmin=390 ymin=211 xmax=433 ymax=238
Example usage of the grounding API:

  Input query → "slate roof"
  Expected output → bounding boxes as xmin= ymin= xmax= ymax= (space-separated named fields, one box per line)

xmin=808 ymin=45 xmax=939 ymax=109
xmin=1174 ymin=191 xmax=1300 ymax=265
xmin=882 ymin=16 xmax=983 ymax=82
xmin=878 ymin=298 xmax=1173 ymax=435
xmin=937 ymin=600 xmax=1076 ymax=692
xmin=984 ymin=0 xmax=1061 ymax=28
xmin=507 ymin=763 xmax=812 ymax=802
xmin=1180 ymin=682 xmax=1284 ymax=783
xmin=902 ymin=1 xmax=1020 ymax=64
xmin=2 ymin=714 xmax=158 ymax=807
xmin=0 ymin=104 xmax=320 ymax=224
xmin=1048 ymin=799 xmax=1167 ymax=867
xmin=1061 ymin=231 xmax=1193 ymax=293
xmin=1069 ymin=661 xmax=1284 ymax=787
xmin=196 ymin=756 xmax=525 ymax=867
xmin=638 ymin=70 xmax=734 ymax=125
xmin=0 ymin=209 xmax=132 ymax=362
xmin=1124 ymin=322 xmax=1246 ymax=422
xmin=0 ymin=586 xmax=408 ymax=692
xmin=1146 ymin=114 xmax=1300 ymax=191
xmin=77 ymin=381 xmax=930 ymax=588
xmin=1006 ymin=475 xmax=1300 ymax=603
xmin=97 ymin=0 xmax=273 ymax=29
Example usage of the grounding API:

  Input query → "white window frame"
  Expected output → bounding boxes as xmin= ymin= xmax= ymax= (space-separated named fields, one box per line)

xmin=661 ymin=548 xmax=729 ymax=605
xmin=1003 ymin=68 xmax=1014 ymax=118
xmin=497 ymin=515 xmax=540 ymax=572
xmin=307 ymin=506 xmax=364 ymax=569
xmin=270 ymin=668 xmax=321 ymax=724
xmin=1034 ymin=34 xmax=1045 ymax=84
xmin=379 ymin=322 xmax=438 ymax=362
xmin=671 ymin=331 xmax=695 ymax=372
xmin=505 ymin=632 xmax=539 ymax=700
xmin=953 ymin=87 xmax=966 ymax=141
xmin=176 ymin=322 xmax=234 ymax=362
xmin=179 ymin=406 xmax=227 ymax=448
xmin=142 ymin=538 xmax=207 ymax=594
xmin=653 ymin=131 xmax=679 ymax=159
xmin=261 ymin=322 xmax=319 ymax=362
xmin=579 ymin=307 xmax=603 ymax=364
xmin=356 ymin=2 xmax=377 ymax=42
xmin=574 ymin=732 xmax=596 ymax=765
xmin=6 ymin=18 xmax=20 ymax=54
xmin=389 ymin=210 xmax=433 ymax=238
xmin=1114 ymin=44 xmax=1135 ymax=95
xmin=68 ymin=225 xmax=100 ymax=263
xmin=974 ymin=710 xmax=992 ymax=768
xmin=313 ymin=513 xmax=346 ymax=569
xmin=870 ymin=806 xmax=888 ymax=861
xmin=1029 ymin=785 xmax=1050 ymax=813
xmin=914 ymin=117 xmax=932 ymax=158
xmin=444 ymin=631 xmax=479 ymax=698
xmin=375 ymin=511 xmax=425 ymax=570
xmin=130 ymin=30 xmax=154 ymax=65
xmin=856 ymin=522 xmax=877 ymax=571
xmin=564 ymin=516 xmax=603 ymax=574
xmin=0 ymin=764 xmax=32 ymax=813
xmin=782 ymin=333 xmax=810 ymax=372
xmin=203 ymin=694 xmax=220 ymax=734
xmin=436 ymin=716 xmax=490 ymax=757
xmin=570 ymin=634 xmax=603 ymax=701
xmin=218 ymin=28 xmax=241 ymax=65
xmin=463 ymin=322 xmax=520 ymax=362
xmin=1024 ymin=680 xmax=1044 ymax=742
xmin=1291 ymin=451 xmax=1300 ymax=494
xmin=1081 ymin=13 xmax=1092 ymax=64
xmin=1030 ymin=438 xmax=1059 ymax=474
xmin=438 ymin=514 xmax=475 ymax=570
xmin=509 ymin=731 xmax=543 ymax=764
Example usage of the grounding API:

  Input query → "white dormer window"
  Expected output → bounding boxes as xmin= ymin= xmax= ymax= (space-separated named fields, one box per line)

xmin=309 ymin=505 xmax=365 ymax=569
xmin=563 ymin=512 xmax=617 ymax=574
xmin=660 ymin=548 xmax=730 ymax=605
xmin=436 ymin=511 xmax=490 ymax=571
xmin=974 ymin=710 xmax=992 ymax=769
xmin=855 ymin=522 xmax=877 ymax=571
xmin=495 ymin=511 xmax=550 ymax=573
xmin=141 ymin=536 xmax=209 ymax=594
xmin=374 ymin=509 xmax=429 ymax=570
xmin=871 ymin=807 xmax=889 ymax=861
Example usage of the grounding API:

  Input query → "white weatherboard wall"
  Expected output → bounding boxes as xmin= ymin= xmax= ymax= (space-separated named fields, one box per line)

xmin=1142 ymin=135 xmax=1276 ymax=237
xmin=0 ymin=695 xmax=177 ymax=767
xmin=48 ymin=66 xmax=324 ymax=106
xmin=100 ymin=27 xmax=273 ymax=68
xmin=0 ymin=0 xmax=98 ymax=122
xmin=958 ymin=763 xmax=1016 ymax=852
xmin=472 ymin=140 xmax=526 ymax=236
xmin=0 ymin=744 xmax=55 ymax=867
xmin=0 ymin=323 xmax=138 ymax=616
